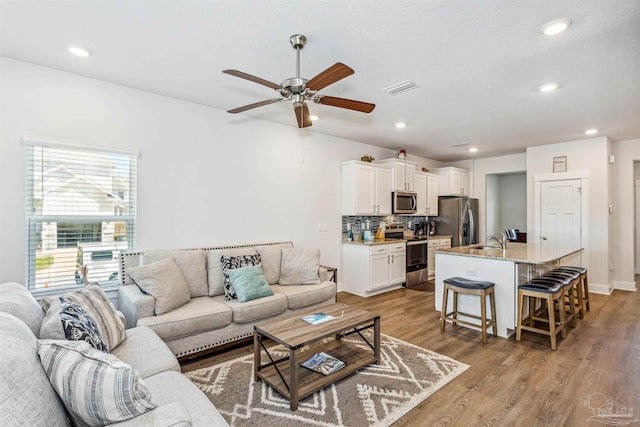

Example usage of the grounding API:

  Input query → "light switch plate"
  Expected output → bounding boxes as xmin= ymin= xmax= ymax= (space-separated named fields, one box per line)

xmin=317 ymin=223 xmax=329 ymax=232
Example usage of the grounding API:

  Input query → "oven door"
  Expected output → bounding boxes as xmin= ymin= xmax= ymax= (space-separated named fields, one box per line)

xmin=406 ymin=240 xmax=427 ymax=271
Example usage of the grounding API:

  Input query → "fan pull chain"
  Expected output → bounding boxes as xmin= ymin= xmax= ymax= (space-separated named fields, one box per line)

xmin=299 ymin=127 xmax=305 ymax=163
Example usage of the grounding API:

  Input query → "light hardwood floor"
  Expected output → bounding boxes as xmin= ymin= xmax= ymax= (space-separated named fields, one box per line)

xmin=182 ymin=286 xmax=640 ymax=426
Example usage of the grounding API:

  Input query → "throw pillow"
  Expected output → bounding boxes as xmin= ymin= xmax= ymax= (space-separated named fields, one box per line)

xmin=220 ymin=253 xmax=262 ymax=300
xmin=227 ymin=265 xmax=274 ymax=303
xmin=40 ymin=297 xmax=109 ymax=352
xmin=127 ymin=258 xmax=191 ymax=315
xmin=56 ymin=284 xmax=126 ymax=350
xmin=38 ymin=339 xmax=157 ymax=426
xmin=279 ymin=247 xmax=321 ymax=285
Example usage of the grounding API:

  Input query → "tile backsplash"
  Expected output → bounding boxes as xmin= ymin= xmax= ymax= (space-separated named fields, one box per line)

xmin=341 ymin=215 xmax=426 ymax=236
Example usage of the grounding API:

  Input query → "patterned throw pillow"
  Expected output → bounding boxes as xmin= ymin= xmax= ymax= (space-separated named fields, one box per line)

xmin=59 ymin=297 xmax=109 ymax=352
xmin=38 ymin=340 xmax=157 ymax=426
xmin=220 ymin=254 xmax=262 ymax=300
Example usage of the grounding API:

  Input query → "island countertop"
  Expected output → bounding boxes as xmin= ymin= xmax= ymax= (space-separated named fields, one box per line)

xmin=435 ymin=242 xmax=583 ymax=265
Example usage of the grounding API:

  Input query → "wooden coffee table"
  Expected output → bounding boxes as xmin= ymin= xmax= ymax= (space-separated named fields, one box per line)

xmin=253 ymin=303 xmax=380 ymax=410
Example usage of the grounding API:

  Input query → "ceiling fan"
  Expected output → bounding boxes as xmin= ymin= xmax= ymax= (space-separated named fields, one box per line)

xmin=223 ymin=34 xmax=375 ymax=128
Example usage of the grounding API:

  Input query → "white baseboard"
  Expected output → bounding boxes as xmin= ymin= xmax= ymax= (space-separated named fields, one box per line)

xmin=614 ymin=280 xmax=637 ymax=292
xmin=589 ymin=282 xmax=613 ymax=295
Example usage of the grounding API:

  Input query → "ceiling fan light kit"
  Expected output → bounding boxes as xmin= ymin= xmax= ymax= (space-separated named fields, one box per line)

xmin=223 ymin=34 xmax=375 ymax=128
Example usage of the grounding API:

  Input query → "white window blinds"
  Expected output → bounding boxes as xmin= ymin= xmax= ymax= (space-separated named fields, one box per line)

xmin=25 ymin=138 xmax=137 ymax=291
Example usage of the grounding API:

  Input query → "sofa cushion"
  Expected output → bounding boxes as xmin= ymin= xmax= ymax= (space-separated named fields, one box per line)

xmin=142 ymin=250 xmax=208 ymax=298
xmin=40 ymin=297 xmax=109 ymax=352
xmin=42 ymin=284 xmax=127 ymax=350
xmin=128 ymin=258 xmax=191 ymax=315
xmin=111 ymin=326 xmax=180 ymax=379
xmin=228 ymin=265 xmax=274 ymax=303
xmin=279 ymin=248 xmax=321 ymax=285
xmin=137 ymin=297 xmax=232 ymax=342
xmin=271 ymin=281 xmax=337 ymax=309
xmin=144 ymin=370 xmax=229 ymax=426
xmin=0 ymin=312 xmax=69 ymax=426
xmin=221 ymin=254 xmax=262 ymax=300
xmin=38 ymin=339 xmax=157 ymax=426
xmin=0 ymin=282 xmax=44 ymax=338
xmin=255 ymin=243 xmax=293 ymax=285
xmin=221 ymin=293 xmax=288 ymax=324
xmin=207 ymin=247 xmax=257 ymax=297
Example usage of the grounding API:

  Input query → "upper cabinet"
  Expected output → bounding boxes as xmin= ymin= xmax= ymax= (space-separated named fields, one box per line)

xmin=379 ymin=159 xmax=416 ymax=192
xmin=426 ymin=173 xmax=439 ymax=216
xmin=433 ymin=167 xmax=471 ymax=196
xmin=341 ymin=161 xmax=392 ymax=215
xmin=414 ymin=172 xmax=427 ymax=215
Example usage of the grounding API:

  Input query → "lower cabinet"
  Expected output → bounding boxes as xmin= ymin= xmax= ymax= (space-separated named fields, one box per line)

xmin=341 ymin=242 xmax=406 ymax=297
xmin=427 ymin=237 xmax=452 ymax=280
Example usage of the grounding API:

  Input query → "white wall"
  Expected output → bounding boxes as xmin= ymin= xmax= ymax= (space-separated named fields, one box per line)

xmin=498 ymin=173 xmax=526 ymax=232
xmin=0 ymin=57 xmax=414 ymax=285
xmin=611 ymin=139 xmax=640 ymax=287
xmin=526 ymin=137 xmax=610 ymax=289
xmin=485 ymin=175 xmax=499 ymax=239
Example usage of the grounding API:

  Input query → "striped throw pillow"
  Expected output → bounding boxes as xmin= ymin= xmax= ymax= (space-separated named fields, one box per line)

xmin=38 ymin=339 xmax=157 ymax=425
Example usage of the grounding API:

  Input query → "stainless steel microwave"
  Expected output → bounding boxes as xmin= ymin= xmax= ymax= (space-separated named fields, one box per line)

xmin=392 ymin=191 xmax=417 ymax=214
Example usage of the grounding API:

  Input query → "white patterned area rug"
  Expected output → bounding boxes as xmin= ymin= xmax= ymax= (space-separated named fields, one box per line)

xmin=185 ymin=333 xmax=469 ymax=427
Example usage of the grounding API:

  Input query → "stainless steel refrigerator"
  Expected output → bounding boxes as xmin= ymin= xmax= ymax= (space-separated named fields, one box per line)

xmin=436 ymin=196 xmax=479 ymax=247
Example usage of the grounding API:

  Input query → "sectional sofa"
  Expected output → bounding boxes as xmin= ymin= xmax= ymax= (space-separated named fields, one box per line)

xmin=118 ymin=241 xmax=337 ymax=359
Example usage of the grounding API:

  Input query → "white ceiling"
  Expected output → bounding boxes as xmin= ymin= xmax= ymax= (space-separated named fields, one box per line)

xmin=1 ymin=0 xmax=639 ymax=161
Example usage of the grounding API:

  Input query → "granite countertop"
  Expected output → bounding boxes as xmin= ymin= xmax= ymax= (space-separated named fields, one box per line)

xmin=435 ymin=242 xmax=583 ymax=264
xmin=341 ymin=237 xmax=406 ymax=246
xmin=427 ymin=235 xmax=452 ymax=240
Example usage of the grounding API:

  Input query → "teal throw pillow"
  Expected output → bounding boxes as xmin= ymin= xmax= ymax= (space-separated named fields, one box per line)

xmin=227 ymin=265 xmax=273 ymax=303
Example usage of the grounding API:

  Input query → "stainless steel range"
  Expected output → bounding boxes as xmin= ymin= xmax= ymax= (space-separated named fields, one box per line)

xmin=385 ymin=224 xmax=428 ymax=288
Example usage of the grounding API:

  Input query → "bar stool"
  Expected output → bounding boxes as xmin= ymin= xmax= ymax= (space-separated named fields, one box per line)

xmin=556 ymin=266 xmax=589 ymax=316
xmin=441 ymin=277 xmax=497 ymax=344
xmin=516 ymin=279 xmax=566 ymax=350
xmin=546 ymin=269 xmax=583 ymax=319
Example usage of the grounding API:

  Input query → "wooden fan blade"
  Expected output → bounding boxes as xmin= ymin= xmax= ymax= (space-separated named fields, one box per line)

xmin=295 ymin=104 xmax=312 ymax=128
xmin=223 ymin=69 xmax=282 ymax=90
xmin=228 ymin=98 xmax=282 ymax=114
xmin=306 ymin=63 xmax=354 ymax=91
xmin=316 ymin=96 xmax=376 ymax=113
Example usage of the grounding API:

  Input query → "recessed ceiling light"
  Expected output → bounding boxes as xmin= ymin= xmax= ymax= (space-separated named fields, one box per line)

xmin=310 ymin=115 xmax=319 ymax=121
xmin=541 ymin=18 xmax=572 ymax=36
xmin=469 ymin=147 xmax=478 ymax=153
xmin=539 ymin=82 xmax=560 ymax=93
xmin=585 ymin=128 xmax=598 ymax=135
xmin=395 ymin=122 xmax=406 ymax=129
xmin=68 ymin=46 xmax=92 ymax=57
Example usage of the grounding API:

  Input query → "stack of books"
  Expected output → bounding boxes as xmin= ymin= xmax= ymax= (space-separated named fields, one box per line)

xmin=301 ymin=352 xmax=345 ymax=375
xmin=301 ymin=312 xmax=336 ymax=325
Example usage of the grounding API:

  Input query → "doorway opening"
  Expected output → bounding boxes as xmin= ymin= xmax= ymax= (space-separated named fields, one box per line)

xmin=485 ymin=172 xmax=526 ymax=242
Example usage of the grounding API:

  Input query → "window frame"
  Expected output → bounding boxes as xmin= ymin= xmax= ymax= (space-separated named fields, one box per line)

xmin=24 ymin=135 xmax=138 ymax=294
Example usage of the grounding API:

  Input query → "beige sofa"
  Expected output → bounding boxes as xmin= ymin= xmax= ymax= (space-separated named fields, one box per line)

xmin=118 ymin=242 xmax=337 ymax=359
xmin=0 ymin=282 xmax=228 ymax=426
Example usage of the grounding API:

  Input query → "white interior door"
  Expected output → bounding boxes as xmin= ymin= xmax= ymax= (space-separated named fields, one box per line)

xmin=540 ymin=179 xmax=582 ymax=252
xmin=635 ymin=181 xmax=640 ymax=274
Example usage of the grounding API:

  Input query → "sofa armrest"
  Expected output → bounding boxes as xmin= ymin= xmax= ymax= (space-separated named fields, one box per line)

xmin=119 ymin=284 xmax=155 ymax=329
xmin=319 ymin=265 xmax=337 ymax=283
xmin=110 ymin=402 xmax=192 ymax=427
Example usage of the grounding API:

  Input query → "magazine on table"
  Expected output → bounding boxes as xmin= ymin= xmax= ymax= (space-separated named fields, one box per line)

xmin=301 ymin=352 xmax=345 ymax=375
xmin=301 ymin=312 xmax=335 ymax=325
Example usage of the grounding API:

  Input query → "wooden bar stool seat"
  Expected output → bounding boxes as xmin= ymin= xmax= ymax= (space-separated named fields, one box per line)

xmin=556 ymin=266 xmax=589 ymax=316
xmin=516 ymin=279 xmax=566 ymax=350
xmin=441 ymin=277 xmax=497 ymax=344
xmin=545 ymin=269 xmax=583 ymax=319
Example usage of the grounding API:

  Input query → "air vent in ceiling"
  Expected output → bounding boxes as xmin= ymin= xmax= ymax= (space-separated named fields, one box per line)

xmin=382 ymin=80 xmax=419 ymax=95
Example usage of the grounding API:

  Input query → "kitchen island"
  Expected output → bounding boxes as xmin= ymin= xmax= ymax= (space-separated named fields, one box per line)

xmin=435 ymin=242 xmax=583 ymax=338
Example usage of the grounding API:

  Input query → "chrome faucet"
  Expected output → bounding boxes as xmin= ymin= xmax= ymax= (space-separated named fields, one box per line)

xmin=487 ymin=231 xmax=507 ymax=249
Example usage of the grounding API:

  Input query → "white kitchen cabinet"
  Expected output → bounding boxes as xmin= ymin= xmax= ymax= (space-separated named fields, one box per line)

xmin=379 ymin=159 xmax=416 ymax=192
xmin=341 ymin=242 xmax=406 ymax=297
xmin=341 ymin=161 xmax=392 ymax=215
xmin=427 ymin=237 xmax=452 ymax=280
xmin=414 ymin=172 xmax=427 ymax=215
xmin=433 ymin=167 xmax=471 ymax=196
xmin=426 ymin=173 xmax=439 ymax=216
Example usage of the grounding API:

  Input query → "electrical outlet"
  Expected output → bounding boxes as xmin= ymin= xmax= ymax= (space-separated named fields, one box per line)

xmin=609 ymin=264 xmax=614 ymax=271
xmin=465 ymin=269 xmax=477 ymax=276
xmin=317 ymin=223 xmax=328 ymax=232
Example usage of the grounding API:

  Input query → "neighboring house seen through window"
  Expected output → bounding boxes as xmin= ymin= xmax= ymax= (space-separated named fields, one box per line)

xmin=25 ymin=137 xmax=137 ymax=291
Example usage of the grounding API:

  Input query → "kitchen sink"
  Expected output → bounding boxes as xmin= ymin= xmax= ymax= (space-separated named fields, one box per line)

xmin=470 ymin=245 xmax=503 ymax=250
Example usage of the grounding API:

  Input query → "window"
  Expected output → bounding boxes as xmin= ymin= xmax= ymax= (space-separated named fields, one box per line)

xmin=25 ymin=137 xmax=137 ymax=291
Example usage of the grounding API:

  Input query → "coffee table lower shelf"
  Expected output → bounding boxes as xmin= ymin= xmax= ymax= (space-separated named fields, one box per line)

xmin=256 ymin=339 xmax=376 ymax=408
